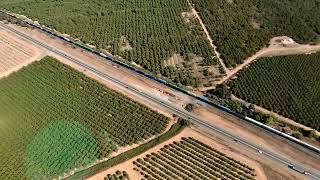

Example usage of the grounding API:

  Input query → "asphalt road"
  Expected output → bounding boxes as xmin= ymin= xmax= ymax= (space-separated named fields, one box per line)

xmin=0 ymin=21 xmax=319 ymax=179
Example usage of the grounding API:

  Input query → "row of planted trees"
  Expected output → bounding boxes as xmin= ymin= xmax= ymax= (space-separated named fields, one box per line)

xmin=0 ymin=57 xmax=170 ymax=179
xmin=192 ymin=0 xmax=319 ymax=67
xmin=2 ymin=0 xmax=219 ymax=87
xmin=229 ymin=54 xmax=320 ymax=130
xmin=133 ymin=137 xmax=256 ymax=180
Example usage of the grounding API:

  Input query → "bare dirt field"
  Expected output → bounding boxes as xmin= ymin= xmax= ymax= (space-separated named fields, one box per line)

xmin=5 ymin=23 xmax=319 ymax=179
xmin=216 ymin=36 xmax=320 ymax=85
xmin=88 ymin=126 xmax=306 ymax=180
xmin=0 ymin=26 xmax=45 ymax=79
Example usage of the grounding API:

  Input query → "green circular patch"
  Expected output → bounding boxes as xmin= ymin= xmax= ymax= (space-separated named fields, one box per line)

xmin=24 ymin=121 xmax=97 ymax=179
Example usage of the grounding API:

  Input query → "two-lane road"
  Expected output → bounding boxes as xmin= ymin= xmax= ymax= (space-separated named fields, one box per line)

xmin=0 ymin=21 xmax=319 ymax=179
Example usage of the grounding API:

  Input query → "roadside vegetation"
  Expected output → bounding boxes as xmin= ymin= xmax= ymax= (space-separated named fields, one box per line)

xmin=0 ymin=0 xmax=224 ymax=87
xmin=229 ymin=53 xmax=320 ymax=131
xmin=192 ymin=0 xmax=320 ymax=67
xmin=0 ymin=56 xmax=169 ymax=179
xmin=66 ymin=119 xmax=188 ymax=179
xmin=133 ymin=137 xmax=256 ymax=179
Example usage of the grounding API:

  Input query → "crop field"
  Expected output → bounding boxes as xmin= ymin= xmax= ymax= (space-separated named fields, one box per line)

xmin=192 ymin=0 xmax=320 ymax=67
xmin=0 ymin=56 xmax=169 ymax=179
xmin=0 ymin=0 xmax=224 ymax=87
xmin=133 ymin=137 xmax=256 ymax=180
xmin=0 ymin=27 xmax=42 ymax=78
xmin=229 ymin=53 xmax=320 ymax=130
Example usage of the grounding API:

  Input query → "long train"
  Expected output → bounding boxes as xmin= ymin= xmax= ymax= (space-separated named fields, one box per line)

xmin=1 ymin=9 xmax=319 ymax=154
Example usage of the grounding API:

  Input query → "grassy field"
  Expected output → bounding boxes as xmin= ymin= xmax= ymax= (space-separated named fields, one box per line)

xmin=133 ymin=137 xmax=256 ymax=179
xmin=0 ymin=0 xmax=223 ymax=87
xmin=229 ymin=53 xmax=320 ymax=130
xmin=192 ymin=0 xmax=320 ymax=67
xmin=0 ymin=56 xmax=169 ymax=179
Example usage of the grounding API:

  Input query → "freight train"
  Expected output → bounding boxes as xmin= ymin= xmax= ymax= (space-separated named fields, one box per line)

xmin=1 ymin=9 xmax=319 ymax=154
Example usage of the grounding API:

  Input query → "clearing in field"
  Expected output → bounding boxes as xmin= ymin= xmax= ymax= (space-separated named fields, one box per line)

xmin=192 ymin=0 xmax=320 ymax=67
xmin=0 ymin=26 xmax=43 ymax=78
xmin=229 ymin=52 xmax=320 ymax=130
xmin=0 ymin=0 xmax=222 ymax=87
xmin=0 ymin=56 xmax=169 ymax=180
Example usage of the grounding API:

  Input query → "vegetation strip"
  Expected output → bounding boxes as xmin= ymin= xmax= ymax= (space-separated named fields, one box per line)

xmin=66 ymin=120 xmax=188 ymax=180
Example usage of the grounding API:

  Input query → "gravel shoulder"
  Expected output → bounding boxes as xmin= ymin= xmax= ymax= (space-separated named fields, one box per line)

xmin=5 ymin=23 xmax=319 ymax=179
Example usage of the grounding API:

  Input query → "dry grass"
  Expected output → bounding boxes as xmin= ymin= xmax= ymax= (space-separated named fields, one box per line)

xmin=119 ymin=36 xmax=133 ymax=51
xmin=0 ymin=26 xmax=44 ymax=78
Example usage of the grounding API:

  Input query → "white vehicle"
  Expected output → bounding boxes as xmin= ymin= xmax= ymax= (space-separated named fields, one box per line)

xmin=100 ymin=53 xmax=107 ymax=57
xmin=258 ymin=150 xmax=262 ymax=154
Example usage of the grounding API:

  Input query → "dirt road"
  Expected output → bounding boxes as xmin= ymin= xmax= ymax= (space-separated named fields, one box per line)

xmin=5 ymin=23 xmax=320 ymax=179
xmin=186 ymin=0 xmax=229 ymax=74
xmin=217 ymin=37 xmax=320 ymax=85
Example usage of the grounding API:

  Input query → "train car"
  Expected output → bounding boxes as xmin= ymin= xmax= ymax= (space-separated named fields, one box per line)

xmin=99 ymin=53 xmax=107 ymax=58
xmin=63 ymin=37 xmax=71 ymax=42
xmin=156 ymin=78 xmax=167 ymax=84
xmin=5 ymin=9 xmax=318 ymax=155
xmin=198 ymin=96 xmax=209 ymax=101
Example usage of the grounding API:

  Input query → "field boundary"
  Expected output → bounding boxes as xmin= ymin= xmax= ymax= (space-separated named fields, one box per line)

xmin=65 ymin=120 xmax=188 ymax=180
xmin=231 ymin=95 xmax=320 ymax=136
xmin=186 ymin=0 xmax=229 ymax=75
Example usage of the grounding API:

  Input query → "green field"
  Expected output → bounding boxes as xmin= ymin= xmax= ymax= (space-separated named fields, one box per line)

xmin=229 ymin=53 xmax=320 ymax=130
xmin=192 ymin=0 xmax=320 ymax=67
xmin=134 ymin=137 xmax=256 ymax=179
xmin=0 ymin=0 xmax=223 ymax=87
xmin=0 ymin=56 xmax=169 ymax=179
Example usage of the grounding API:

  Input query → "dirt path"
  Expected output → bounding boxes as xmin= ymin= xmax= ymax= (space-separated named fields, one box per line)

xmin=6 ymin=23 xmax=319 ymax=179
xmin=186 ymin=0 xmax=229 ymax=74
xmin=216 ymin=37 xmax=320 ymax=85
xmin=231 ymin=95 xmax=320 ymax=136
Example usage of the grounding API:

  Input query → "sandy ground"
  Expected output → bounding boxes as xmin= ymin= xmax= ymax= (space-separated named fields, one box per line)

xmin=0 ymin=26 xmax=45 ymax=79
xmin=217 ymin=36 xmax=320 ymax=85
xmin=193 ymin=106 xmax=320 ymax=174
xmin=231 ymin=95 xmax=320 ymax=137
xmin=88 ymin=126 xmax=307 ymax=180
xmin=4 ymin=23 xmax=319 ymax=179
xmin=186 ymin=0 xmax=229 ymax=74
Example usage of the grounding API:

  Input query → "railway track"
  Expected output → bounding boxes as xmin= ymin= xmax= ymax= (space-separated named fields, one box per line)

xmin=0 ymin=21 xmax=319 ymax=179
